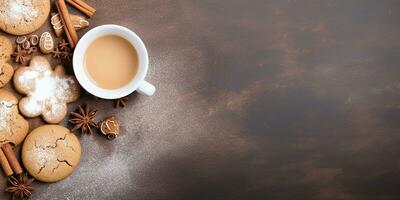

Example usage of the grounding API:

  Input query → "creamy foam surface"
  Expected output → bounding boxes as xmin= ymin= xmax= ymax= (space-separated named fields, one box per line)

xmin=84 ymin=35 xmax=138 ymax=89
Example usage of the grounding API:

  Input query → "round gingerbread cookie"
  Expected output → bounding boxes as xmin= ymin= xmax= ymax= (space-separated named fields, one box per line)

xmin=0 ymin=0 xmax=51 ymax=35
xmin=0 ymin=89 xmax=29 ymax=145
xmin=22 ymin=125 xmax=81 ymax=183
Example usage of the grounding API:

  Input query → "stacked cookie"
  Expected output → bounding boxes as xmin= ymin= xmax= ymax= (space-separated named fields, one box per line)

xmin=0 ymin=0 xmax=85 ymax=187
xmin=4 ymin=56 xmax=82 ymax=183
xmin=0 ymin=36 xmax=29 ymax=146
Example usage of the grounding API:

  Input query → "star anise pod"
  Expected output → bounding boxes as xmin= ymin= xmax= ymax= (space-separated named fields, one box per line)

xmin=69 ymin=105 xmax=98 ymax=134
xmin=51 ymin=47 xmax=63 ymax=59
xmin=58 ymin=39 xmax=70 ymax=51
xmin=114 ymin=96 xmax=128 ymax=108
xmin=12 ymin=45 xmax=29 ymax=65
xmin=61 ymin=50 xmax=72 ymax=61
xmin=5 ymin=173 xmax=34 ymax=199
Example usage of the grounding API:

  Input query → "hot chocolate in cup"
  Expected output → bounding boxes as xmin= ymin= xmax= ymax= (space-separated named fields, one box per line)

xmin=73 ymin=24 xmax=155 ymax=99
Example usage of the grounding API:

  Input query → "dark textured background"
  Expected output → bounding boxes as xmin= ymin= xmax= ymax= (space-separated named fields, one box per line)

xmin=2 ymin=0 xmax=400 ymax=199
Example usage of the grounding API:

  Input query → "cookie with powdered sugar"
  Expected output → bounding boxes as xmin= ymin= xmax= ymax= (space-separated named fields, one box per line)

xmin=13 ymin=56 xmax=81 ymax=123
xmin=0 ymin=89 xmax=29 ymax=145
xmin=0 ymin=0 xmax=51 ymax=35
xmin=22 ymin=125 xmax=81 ymax=182
xmin=0 ymin=36 xmax=14 ymax=87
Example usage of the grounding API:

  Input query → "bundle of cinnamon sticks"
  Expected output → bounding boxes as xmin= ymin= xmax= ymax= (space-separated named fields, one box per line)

xmin=66 ymin=0 xmax=96 ymax=17
xmin=0 ymin=143 xmax=23 ymax=177
xmin=55 ymin=0 xmax=96 ymax=48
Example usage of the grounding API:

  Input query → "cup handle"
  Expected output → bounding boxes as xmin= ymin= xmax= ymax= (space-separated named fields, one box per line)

xmin=137 ymin=81 xmax=156 ymax=96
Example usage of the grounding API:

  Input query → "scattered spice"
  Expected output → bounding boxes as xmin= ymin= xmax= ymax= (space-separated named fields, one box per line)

xmin=52 ymin=40 xmax=72 ymax=60
xmin=58 ymin=39 xmax=70 ymax=51
xmin=114 ymin=97 xmax=128 ymax=108
xmin=5 ymin=173 xmax=34 ymax=199
xmin=12 ymin=45 xmax=30 ymax=65
xmin=65 ymin=0 xmax=96 ymax=17
xmin=1 ymin=143 xmax=23 ymax=175
xmin=51 ymin=47 xmax=63 ymax=59
xmin=69 ymin=105 xmax=98 ymax=135
xmin=61 ymin=50 xmax=72 ymax=60
xmin=0 ymin=147 xmax=13 ymax=177
xmin=98 ymin=116 xmax=120 ymax=139
xmin=56 ymin=0 xmax=79 ymax=48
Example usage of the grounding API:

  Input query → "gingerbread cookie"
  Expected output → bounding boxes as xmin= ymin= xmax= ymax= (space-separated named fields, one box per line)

xmin=0 ymin=36 xmax=14 ymax=87
xmin=22 ymin=125 xmax=81 ymax=182
xmin=13 ymin=56 xmax=80 ymax=123
xmin=0 ymin=89 xmax=29 ymax=145
xmin=51 ymin=12 xmax=89 ymax=38
xmin=0 ymin=0 xmax=51 ymax=35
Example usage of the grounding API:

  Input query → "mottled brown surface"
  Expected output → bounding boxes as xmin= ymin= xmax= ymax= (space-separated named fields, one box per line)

xmin=1 ymin=0 xmax=400 ymax=199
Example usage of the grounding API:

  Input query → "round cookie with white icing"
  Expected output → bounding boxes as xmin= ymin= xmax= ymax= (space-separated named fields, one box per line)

xmin=22 ymin=125 xmax=81 ymax=182
xmin=0 ymin=0 xmax=51 ymax=35
xmin=0 ymin=89 xmax=29 ymax=145
xmin=13 ymin=56 xmax=81 ymax=123
xmin=0 ymin=36 xmax=14 ymax=88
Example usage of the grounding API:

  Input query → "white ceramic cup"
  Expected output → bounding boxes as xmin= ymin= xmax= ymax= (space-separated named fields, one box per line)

xmin=73 ymin=24 xmax=156 ymax=99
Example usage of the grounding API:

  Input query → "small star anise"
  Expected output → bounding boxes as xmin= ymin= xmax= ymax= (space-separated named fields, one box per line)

xmin=5 ymin=173 xmax=34 ymax=199
xmin=51 ymin=47 xmax=63 ymax=59
xmin=69 ymin=105 xmax=98 ymax=134
xmin=61 ymin=50 xmax=72 ymax=61
xmin=58 ymin=39 xmax=71 ymax=51
xmin=114 ymin=96 xmax=128 ymax=108
xmin=12 ymin=45 xmax=29 ymax=65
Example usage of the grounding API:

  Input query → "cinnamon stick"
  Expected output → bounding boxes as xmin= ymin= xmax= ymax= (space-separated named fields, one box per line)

xmin=65 ymin=0 xmax=94 ymax=17
xmin=72 ymin=0 xmax=96 ymax=13
xmin=56 ymin=0 xmax=79 ymax=48
xmin=1 ymin=143 xmax=23 ymax=175
xmin=0 ymin=146 xmax=13 ymax=177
